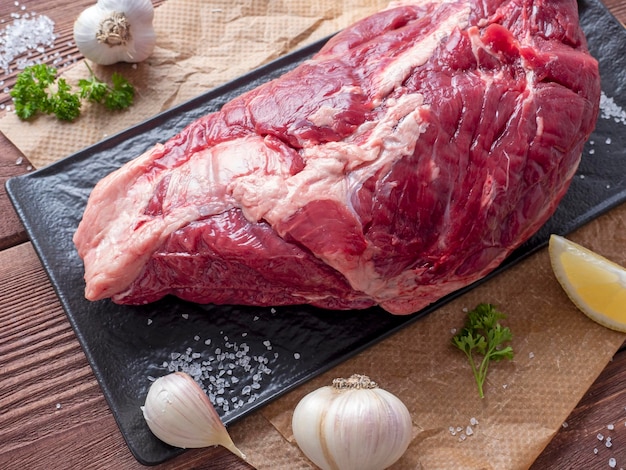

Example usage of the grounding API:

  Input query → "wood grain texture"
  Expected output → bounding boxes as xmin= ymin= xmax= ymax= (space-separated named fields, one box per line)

xmin=0 ymin=242 xmax=252 ymax=470
xmin=0 ymin=1 xmax=625 ymax=469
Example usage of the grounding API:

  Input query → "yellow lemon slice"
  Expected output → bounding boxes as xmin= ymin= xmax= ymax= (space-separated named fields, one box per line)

xmin=549 ymin=234 xmax=626 ymax=332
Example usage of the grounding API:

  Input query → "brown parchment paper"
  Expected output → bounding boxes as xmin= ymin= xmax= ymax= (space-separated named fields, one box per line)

xmin=1 ymin=1 xmax=625 ymax=468
xmin=230 ymin=205 xmax=626 ymax=470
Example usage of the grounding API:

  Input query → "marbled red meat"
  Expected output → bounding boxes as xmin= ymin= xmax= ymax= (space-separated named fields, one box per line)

xmin=73 ymin=0 xmax=601 ymax=314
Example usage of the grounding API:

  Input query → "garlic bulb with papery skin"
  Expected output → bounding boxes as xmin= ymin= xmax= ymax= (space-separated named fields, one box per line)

xmin=292 ymin=374 xmax=413 ymax=470
xmin=142 ymin=372 xmax=245 ymax=459
xmin=73 ymin=0 xmax=156 ymax=65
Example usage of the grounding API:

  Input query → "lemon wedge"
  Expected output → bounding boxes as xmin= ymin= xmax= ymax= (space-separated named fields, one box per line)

xmin=549 ymin=234 xmax=626 ymax=332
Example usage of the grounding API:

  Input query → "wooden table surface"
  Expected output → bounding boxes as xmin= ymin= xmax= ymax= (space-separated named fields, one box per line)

xmin=1 ymin=1 xmax=625 ymax=469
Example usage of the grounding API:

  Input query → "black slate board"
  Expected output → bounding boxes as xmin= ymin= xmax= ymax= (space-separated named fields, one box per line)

xmin=5 ymin=0 xmax=626 ymax=465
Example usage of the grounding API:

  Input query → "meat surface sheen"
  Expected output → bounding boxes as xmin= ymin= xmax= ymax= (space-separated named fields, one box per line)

xmin=73 ymin=0 xmax=601 ymax=315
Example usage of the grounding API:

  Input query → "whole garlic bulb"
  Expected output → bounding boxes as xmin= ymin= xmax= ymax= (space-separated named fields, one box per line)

xmin=73 ymin=0 xmax=156 ymax=65
xmin=292 ymin=374 xmax=413 ymax=470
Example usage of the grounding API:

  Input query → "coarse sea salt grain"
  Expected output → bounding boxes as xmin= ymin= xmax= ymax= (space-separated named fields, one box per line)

xmin=0 ymin=13 xmax=57 ymax=74
xmin=599 ymin=91 xmax=626 ymax=126
xmin=160 ymin=335 xmax=276 ymax=414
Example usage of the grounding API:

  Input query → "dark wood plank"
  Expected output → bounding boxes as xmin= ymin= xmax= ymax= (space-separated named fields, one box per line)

xmin=0 ymin=135 xmax=29 ymax=249
xmin=531 ymin=347 xmax=626 ymax=469
xmin=0 ymin=242 xmax=252 ymax=470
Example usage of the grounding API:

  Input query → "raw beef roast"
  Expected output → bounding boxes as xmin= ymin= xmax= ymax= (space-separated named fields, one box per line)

xmin=73 ymin=0 xmax=601 ymax=315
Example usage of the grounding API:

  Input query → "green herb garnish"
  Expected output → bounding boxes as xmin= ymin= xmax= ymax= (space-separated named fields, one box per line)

xmin=452 ymin=303 xmax=514 ymax=398
xmin=10 ymin=63 xmax=135 ymax=122
xmin=78 ymin=63 xmax=134 ymax=110
xmin=10 ymin=64 xmax=80 ymax=121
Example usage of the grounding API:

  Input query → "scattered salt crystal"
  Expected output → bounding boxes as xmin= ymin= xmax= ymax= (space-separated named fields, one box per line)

xmin=598 ymin=433 xmax=605 ymax=441
xmin=181 ymin=313 xmax=189 ymax=319
xmin=606 ymin=137 xmax=612 ymax=145
xmin=458 ymin=434 xmax=467 ymax=442
xmin=55 ymin=403 xmax=61 ymax=409
xmin=608 ymin=424 xmax=615 ymax=430
xmin=450 ymin=328 xmax=457 ymax=335
xmin=147 ymin=319 xmax=152 ymax=325
xmin=594 ymin=448 xmax=599 ymax=455
xmin=599 ymin=91 xmax=626 ymax=126
xmin=562 ymin=421 xmax=569 ymax=428
xmin=15 ymin=156 xmax=23 ymax=165
xmin=294 ymin=352 xmax=301 ymax=360
xmin=0 ymin=13 xmax=57 ymax=74
xmin=470 ymin=417 xmax=479 ymax=426
xmin=194 ymin=335 xmax=200 ymax=341
xmin=528 ymin=352 xmax=535 ymax=359
xmin=466 ymin=426 xmax=474 ymax=436
xmin=609 ymin=458 xmax=617 ymax=468
xmin=253 ymin=316 xmax=259 ymax=321
xmin=204 ymin=339 xmax=211 ymax=346
xmin=589 ymin=149 xmax=596 ymax=155
xmin=270 ymin=308 xmax=276 ymax=314
xmin=147 ymin=375 xmax=156 ymax=382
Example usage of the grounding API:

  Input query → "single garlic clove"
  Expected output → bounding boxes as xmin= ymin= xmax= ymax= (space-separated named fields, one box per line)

xmin=292 ymin=374 xmax=413 ymax=470
xmin=142 ymin=372 xmax=245 ymax=460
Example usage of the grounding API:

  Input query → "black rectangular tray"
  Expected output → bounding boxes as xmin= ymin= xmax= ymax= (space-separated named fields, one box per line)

xmin=6 ymin=0 xmax=626 ymax=465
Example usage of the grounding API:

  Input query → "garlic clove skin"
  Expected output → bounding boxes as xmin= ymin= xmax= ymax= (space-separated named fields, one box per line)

xmin=142 ymin=372 xmax=245 ymax=460
xmin=74 ymin=0 xmax=156 ymax=65
xmin=292 ymin=375 xmax=413 ymax=470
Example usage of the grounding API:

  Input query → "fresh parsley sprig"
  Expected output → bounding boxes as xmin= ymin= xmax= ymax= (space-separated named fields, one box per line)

xmin=78 ymin=62 xmax=134 ymax=111
xmin=10 ymin=63 xmax=135 ymax=122
xmin=452 ymin=303 xmax=514 ymax=398
xmin=10 ymin=64 xmax=80 ymax=121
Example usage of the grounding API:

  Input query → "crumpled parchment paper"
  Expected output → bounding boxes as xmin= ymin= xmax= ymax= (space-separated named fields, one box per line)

xmin=2 ymin=1 xmax=625 ymax=468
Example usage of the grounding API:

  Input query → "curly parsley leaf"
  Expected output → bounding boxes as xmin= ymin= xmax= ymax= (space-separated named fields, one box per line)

xmin=78 ymin=74 xmax=109 ymax=104
xmin=52 ymin=78 xmax=82 ymax=121
xmin=103 ymin=72 xmax=134 ymax=110
xmin=452 ymin=303 xmax=514 ymax=398
xmin=10 ymin=64 xmax=62 ymax=120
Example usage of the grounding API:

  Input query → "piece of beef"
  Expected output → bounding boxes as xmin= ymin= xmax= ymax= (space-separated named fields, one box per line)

xmin=73 ymin=0 xmax=601 ymax=315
